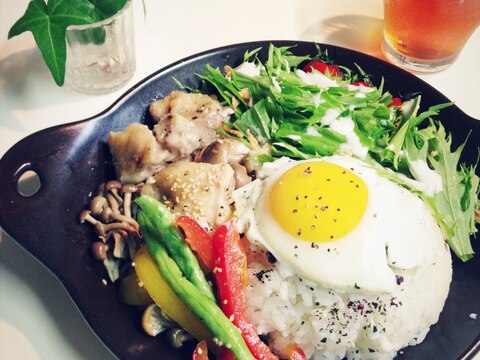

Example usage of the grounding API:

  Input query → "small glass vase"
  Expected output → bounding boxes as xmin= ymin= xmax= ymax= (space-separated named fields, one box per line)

xmin=65 ymin=0 xmax=136 ymax=95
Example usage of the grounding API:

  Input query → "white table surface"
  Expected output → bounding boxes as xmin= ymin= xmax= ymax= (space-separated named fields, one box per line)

xmin=1 ymin=0 xmax=479 ymax=359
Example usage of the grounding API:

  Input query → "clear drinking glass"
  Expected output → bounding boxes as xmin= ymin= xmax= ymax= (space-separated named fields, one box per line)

xmin=382 ymin=0 xmax=480 ymax=73
xmin=65 ymin=0 xmax=136 ymax=94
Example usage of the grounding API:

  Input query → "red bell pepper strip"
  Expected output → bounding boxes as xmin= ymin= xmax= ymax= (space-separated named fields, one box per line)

xmin=193 ymin=340 xmax=209 ymax=360
xmin=284 ymin=345 xmax=307 ymax=360
xmin=176 ymin=215 xmax=214 ymax=271
xmin=218 ymin=348 xmax=237 ymax=360
xmin=212 ymin=221 xmax=278 ymax=360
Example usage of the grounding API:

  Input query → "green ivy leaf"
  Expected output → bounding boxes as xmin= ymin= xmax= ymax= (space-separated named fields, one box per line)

xmin=8 ymin=0 xmax=128 ymax=86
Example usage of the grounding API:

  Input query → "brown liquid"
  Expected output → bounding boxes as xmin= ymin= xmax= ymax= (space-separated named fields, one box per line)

xmin=384 ymin=0 xmax=480 ymax=62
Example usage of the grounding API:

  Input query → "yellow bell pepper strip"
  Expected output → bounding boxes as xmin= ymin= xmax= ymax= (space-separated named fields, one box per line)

xmin=212 ymin=221 xmax=279 ymax=360
xmin=138 ymin=212 xmax=255 ymax=360
xmin=118 ymin=270 xmax=152 ymax=306
xmin=134 ymin=245 xmax=213 ymax=343
xmin=176 ymin=215 xmax=214 ymax=271
xmin=135 ymin=195 xmax=215 ymax=301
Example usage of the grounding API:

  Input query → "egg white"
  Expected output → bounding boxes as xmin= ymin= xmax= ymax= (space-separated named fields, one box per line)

xmin=233 ymin=155 xmax=444 ymax=294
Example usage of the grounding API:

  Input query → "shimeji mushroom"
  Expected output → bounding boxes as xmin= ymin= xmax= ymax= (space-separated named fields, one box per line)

xmin=104 ymin=190 xmax=139 ymax=232
xmin=79 ymin=209 xmax=137 ymax=239
xmin=121 ymin=184 xmax=139 ymax=218
xmin=142 ymin=304 xmax=177 ymax=337
xmin=200 ymin=140 xmax=232 ymax=164
xmin=91 ymin=241 xmax=109 ymax=261
xmin=105 ymin=180 xmax=123 ymax=205
xmin=79 ymin=181 xmax=142 ymax=283
xmin=89 ymin=195 xmax=108 ymax=215
xmin=167 ymin=328 xmax=194 ymax=348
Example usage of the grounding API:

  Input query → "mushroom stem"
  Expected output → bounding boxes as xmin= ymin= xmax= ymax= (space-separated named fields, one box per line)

xmin=79 ymin=210 xmax=98 ymax=225
xmin=105 ymin=180 xmax=123 ymax=205
xmin=111 ymin=231 xmax=127 ymax=259
xmin=106 ymin=193 xmax=121 ymax=214
xmin=95 ymin=221 xmax=137 ymax=239
xmin=167 ymin=328 xmax=193 ymax=348
xmin=142 ymin=304 xmax=176 ymax=337
xmin=105 ymin=192 xmax=139 ymax=231
xmin=114 ymin=214 xmax=140 ymax=232
xmin=121 ymin=184 xmax=139 ymax=218
xmin=124 ymin=195 xmax=132 ymax=218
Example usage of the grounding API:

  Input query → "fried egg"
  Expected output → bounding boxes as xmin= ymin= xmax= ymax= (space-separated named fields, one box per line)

xmin=234 ymin=155 xmax=443 ymax=293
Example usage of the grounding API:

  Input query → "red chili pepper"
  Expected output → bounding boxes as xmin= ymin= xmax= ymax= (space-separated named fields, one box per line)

xmin=193 ymin=340 xmax=209 ymax=360
xmin=284 ymin=345 xmax=307 ymax=360
xmin=176 ymin=215 xmax=214 ymax=270
xmin=389 ymin=97 xmax=403 ymax=107
xmin=303 ymin=60 xmax=341 ymax=77
xmin=212 ymin=221 xmax=278 ymax=360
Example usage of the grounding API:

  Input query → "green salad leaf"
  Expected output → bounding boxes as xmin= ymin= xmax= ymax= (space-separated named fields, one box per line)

xmin=199 ymin=43 xmax=479 ymax=261
xmin=424 ymin=124 xmax=478 ymax=261
xmin=8 ymin=0 xmax=128 ymax=86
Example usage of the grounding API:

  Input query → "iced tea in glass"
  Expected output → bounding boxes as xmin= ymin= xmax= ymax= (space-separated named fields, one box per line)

xmin=382 ymin=0 xmax=480 ymax=72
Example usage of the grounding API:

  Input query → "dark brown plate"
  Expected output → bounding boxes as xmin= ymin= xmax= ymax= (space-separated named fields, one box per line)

xmin=0 ymin=41 xmax=479 ymax=360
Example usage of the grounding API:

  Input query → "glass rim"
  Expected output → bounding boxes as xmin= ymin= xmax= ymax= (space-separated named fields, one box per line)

xmin=66 ymin=0 xmax=132 ymax=31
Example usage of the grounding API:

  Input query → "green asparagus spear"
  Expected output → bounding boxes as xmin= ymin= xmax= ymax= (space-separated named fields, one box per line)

xmin=135 ymin=195 xmax=215 ymax=301
xmin=138 ymin=212 xmax=255 ymax=360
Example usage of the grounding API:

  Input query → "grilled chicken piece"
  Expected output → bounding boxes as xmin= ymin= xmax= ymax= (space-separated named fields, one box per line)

xmin=108 ymin=91 xmax=233 ymax=184
xmin=150 ymin=91 xmax=232 ymax=158
xmin=108 ymin=124 xmax=174 ymax=184
xmin=143 ymin=161 xmax=235 ymax=228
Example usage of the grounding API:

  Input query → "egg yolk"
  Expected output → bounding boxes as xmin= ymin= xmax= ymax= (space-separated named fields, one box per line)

xmin=269 ymin=162 xmax=368 ymax=242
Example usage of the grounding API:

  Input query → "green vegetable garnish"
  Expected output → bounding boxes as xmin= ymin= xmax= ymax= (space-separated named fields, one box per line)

xmin=199 ymin=44 xmax=479 ymax=261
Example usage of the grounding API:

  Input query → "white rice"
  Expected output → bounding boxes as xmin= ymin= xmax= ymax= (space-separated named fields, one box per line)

xmin=244 ymin=237 xmax=452 ymax=360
